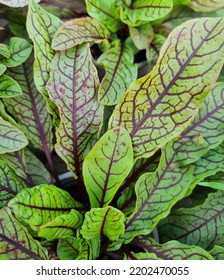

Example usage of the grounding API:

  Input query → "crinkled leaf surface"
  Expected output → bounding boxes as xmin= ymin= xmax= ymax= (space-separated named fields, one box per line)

xmin=85 ymin=0 xmax=121 ymax=32
xmin=47 ymin=43 xmax=103 ymax=180
xmin=118 ymin=143 xmax=194 ymax=244
xmin=132 ymin=237 xmax=213 ymax=260
xmin=57 ymin=236 xmax=80 ymax=260
xmin=189 ymin=0 xmax=224 ymax=12
xmin=0 ymin=37 xmax=32 ymax=67
xmin=110 ymin=18 xmax=224 ymax=159
xmin=0 ymin=116 xmax=28 ymax=154
xmin=0 ymin=160 xmax=28 ymax=207
xmin=97 ymin=40 xmax=137 ymax=106
xmin=159 ymin=190 xmax=224 ymax=250
xmin=209 ymin=245 xmax=224 ymax=260
xmin=80 ymin=206 xmax=125 ymax=241
xmin=52 ymin=17 xmax=111 ymax=51
xmin=129 ymin=24 xmax=154 ymax=50
xmin=0 ymin=74 xmax=22 ymax=98
xmin=27 ymin=0 xmax=62 ymax=124
xmin=173 ymin=82 xmax=224 ymax=165
xmin=0 ymin=0 xmax=40 ymax=7
xmin=0 ymin=207 xmax=48 ymax=260
xmin=38 ymin=209 xmax=83 ymax=240
xmin=4 ymin=55 xmax=53 ymax=152
xmin=8 ymin=184 xmax=82 ymax=232
xmin=83 ymin=127 xmax=133 ymax=208
xmin=119 ymin=0 xmax=173 ymax=26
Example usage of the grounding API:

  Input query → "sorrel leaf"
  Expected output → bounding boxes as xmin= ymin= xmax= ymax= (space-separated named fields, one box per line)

xmin=110 ymin=17 xmax=224 ymax=159
xmin=0 ymin=0 xmax=40 ymax=7
xmin=209 ymin=245 xmax=224 ymax=260
xmin=57 ymin=236 xmax=80 ymax=260
xmin=131 ymin=237 xmax=213 ymax=260
xmin=3 ymin=55 xmax=53 ymax=152
xmin=0 ymin=207 xmax=48 ymax=260
xmin=97 ymin=40 xmax=137 ymax=106
xmin=0 ymin=44 xmax=10 ymax=58
xmin=0 ymin=37 xmax=32 ymax=67
xmin=85 ymin=0 xmax=121 ymax=32
xmin=75 ymin=236 xmax=93 ymax=260
xmin=119 ymin=0 xmax=173 ymax=26
xmin=0 ymin=160 xmax=28 ymax=207
xmin=146 ymin=34 xmax=166 ymax=65
xmin=80 ymin=206 xmax=125 ymax=241
xmin=47 ymin=43 xmax=103 ymax=180
xmin=0 ymin=116 xmax=28 ymax=154
xmin=189 ymin=0 xmax=224 ymax=12
xmin=8 ymin=13 xmax=29 ymax=39
xmin=0 ymin=64 xmax=6 ymax=76
xmin=173 ymin=82 xmax=224 ymax=165
xmin=118 ymin=143 xmax=194 ymax=244
xmin=38 ymin=209 xmax=83 ymax=240
xmin=129 ymin=24 xmax=154 ymax=50
xmin=159 ymin=190 xmax=224 ymax=249
xmin=8 ymin=184 xmax=82 ymax=232
xmin=83 ymin=127 xmax=133 ymax=208
xmin=198 ymin=172 xmax=224 ymax=190
xmin=52 ymin=17 xmax=111 ymax=51
xmin=0 ymin=74 xmax=22 ymax=97
xmin=27 ymin=0 xmax=62 ymax=124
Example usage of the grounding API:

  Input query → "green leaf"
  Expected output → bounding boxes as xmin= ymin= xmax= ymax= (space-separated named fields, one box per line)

xmin=52 ymin=17 xmax=111 ymax=50
xmin=132 ymin=237 xmax=213 ymax=260
xmin=47 ymin=43 xmax=103 ymax=180
xmin=0 ymin=43 xmax=10 ymax=58
xmin=57 ymin=236 xmax=80 ymax=260
xmin=83 ymin=127 xmax=133 ymax=208
xmin=109 ymin=18 xmax=224 ymax=159
xmin=159 ymin=190 xmax=224 ymax=249
xmin=75 ymin=236 xmax=93 ymax=260
xmin=129 ymin=23 xmax=154 ymax=50
xmin=80 ymin=206 xmax=125 ymax=241
xmin=173 ymin=82 xmax=224 ymax=166
xmin=146 ymin=34 xmax=166 ymax=65
xmin=38 ymin=209 xmax=83 ymax=240
xmin=8 ymin=13 xmax=29 ymax=39
xmin=119 ymin=0 xmax=173 ymax=26
xmin=189 ymin=0 xmax=224 ymax=12
xmin=209 ymin=245 xmax=224 ymax=260
xmin=0 ymin=37 xmax=32 ymax=67
xmin=0 ymin=74 xmax=22 ymax=98
xmin=8 ymin=184 xmax=82 ymax=232
xmin=198 ymin=172 xmax=224 ymax=190
xmin=0 ymin=207 xmax=48 ymax=260
xmin=0 ymin=64 xmax=6 ymax=75
xmin=0 ymin=116 xmax=28 ymax=154
xmin=27 ymin=0 xmax=62 ymax=125
xmin=85 ymin=0 xmax=122 ymax=32
xmin=118 ymin=143 xmax=194 ymax=244
xmin=4 ymin=55 xmax=53 ymax=152
xmin=97 ymin=40 xmax=137 ymax=106
xmin=0 ymin=0 xmax=40 ymax=7
xmin=0 ymin=159 xmax=28 ymax=207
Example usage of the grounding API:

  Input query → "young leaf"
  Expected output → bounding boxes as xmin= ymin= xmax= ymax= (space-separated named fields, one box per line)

xmin=109 ymin=18 xmax=224 ymax=159
xmin=0 ymin=160 xmax=28 ymax=207
xmin=27 ymin=0 xmax=62 ymax=124
xmin=8 ymin=184 xmax=82 ymax=232
xmin=173 ymin=82 xmax=224 ymax=165
xmin=38 ymin=209 xmax=83 ymax=240
xmin=132 ymin=237 xmax=213 ymax=260
xmin=119 ymin=0 xmax=173 ymax=26
xmin=159 ymin=191 xmax=224 ymax=249
xmin=4 ymin=55 xmax=53 ymax=152
xmin=80 ymin=206 xmax=125 ymax=241
xmin=0 ymin=207 xmax=48 ymax=260
xmin=47 ymin=43 xmax=103 ymax=181
xmin=0 ymin=116 xmax=28 ymax=154
xmin=0 ymin=43 xmax=10 ymax=58
xmin=0 ymin=64 xmax=6 ymax=75
xmin=52 ymin=17 xmax=111 ymax=50
xmin=189 ymin=0 xmax=224 ymax=12
xmin=0 ymin=74 xmax=22 ymax=98
xmin=83 ymin=127 xmax=133 ymax=208
xmin=0 ymin=0 xmax=40 ymax=7
xmin=0 ymin=37 xmax=32 ymax=67
xmin=97 ymin=40 xmax=137 ymax=106
xmin=129 ymin=24 xmax=154 ymax=50
xmin=85 ymin=0 xmax=122 ymax=32
xmin=118 ymin=143 xmax=194 ymax=244
xmin=57 ymin=236 xmax=80 ymax=260
xmin=209 ymin=245 xmax=224 ymax=260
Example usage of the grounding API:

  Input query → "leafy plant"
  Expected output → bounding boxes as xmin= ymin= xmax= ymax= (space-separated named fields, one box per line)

xmin=0 ymin=0 xmax=223 ymax=260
